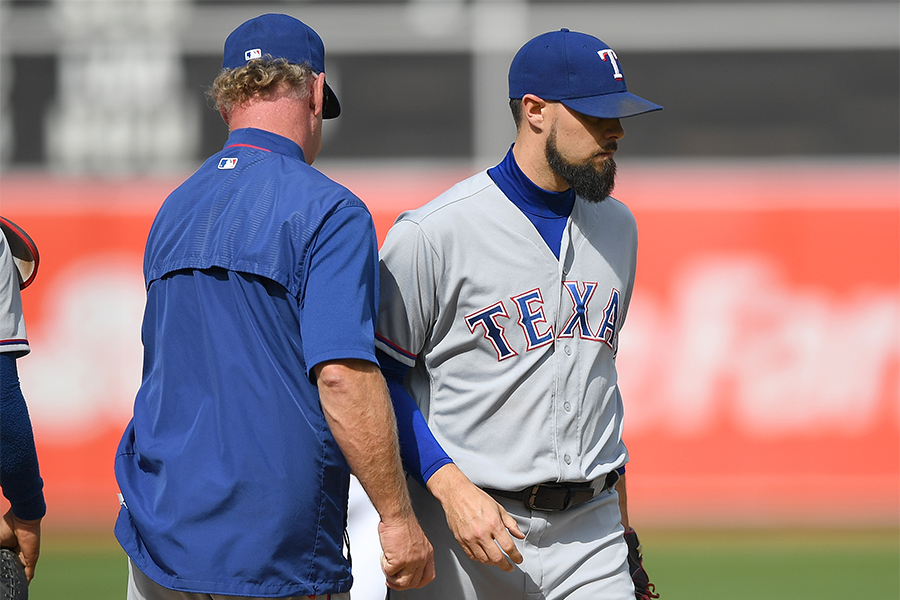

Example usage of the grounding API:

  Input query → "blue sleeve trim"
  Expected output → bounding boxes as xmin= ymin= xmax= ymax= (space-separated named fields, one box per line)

xmin=378 ymin=350 xmax=452 ymax=486
xmin=421 ymin=455 xmax=454 ymax=484
xmin=375 ymin=333 xmax=417 ymax=363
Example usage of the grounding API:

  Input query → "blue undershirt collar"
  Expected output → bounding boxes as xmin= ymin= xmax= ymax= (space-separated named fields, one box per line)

xmin=487 ymin=145 xmax=575 ymax=258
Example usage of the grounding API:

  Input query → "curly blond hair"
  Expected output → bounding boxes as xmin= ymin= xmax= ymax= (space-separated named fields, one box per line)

xmin=209 ymin=57 xmax=316 ymax=115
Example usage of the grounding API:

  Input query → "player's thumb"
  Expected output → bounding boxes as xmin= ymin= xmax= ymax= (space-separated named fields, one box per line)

xmin=500 ymin=508 xmax=525 ymax=540
xmin=19 ymin=550 xmax=35 ymax=582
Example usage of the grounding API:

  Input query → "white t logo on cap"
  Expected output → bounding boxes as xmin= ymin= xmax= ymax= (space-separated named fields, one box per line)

xmin=598 ymin=49 xmax=623 ymax=80
xmin=245 ymin=48 xmax=262 ymax=61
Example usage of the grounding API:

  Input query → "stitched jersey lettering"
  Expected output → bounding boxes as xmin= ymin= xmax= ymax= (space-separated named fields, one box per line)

xmin=465 ymin=283 xmax=622 ymax=361
xmin=596 ymin=288 xmax=620 ymax=354
xmin=512 ymin=288 xmax=555 ymax=351
xmin=559 ymin=281 xmax=601 ymax=341
xmin=465 ymin=302 xmax=518 ymax=361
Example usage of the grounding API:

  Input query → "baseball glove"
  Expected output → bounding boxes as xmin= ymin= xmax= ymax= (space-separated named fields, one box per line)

xmin=624 ymin=528 xmax=658 ymax=600
xmin=0 ymin=216 xmax=40 ymax=290
xmin=0 ymin=547 xmax=27 ymax=599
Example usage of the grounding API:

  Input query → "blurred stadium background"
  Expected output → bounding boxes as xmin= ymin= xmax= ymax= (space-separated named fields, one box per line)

xmin=0 ymin=0 xmax=897 ymax=598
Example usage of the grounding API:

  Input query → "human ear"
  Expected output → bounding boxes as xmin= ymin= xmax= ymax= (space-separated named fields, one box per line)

xmin=310 ymin=72 xmax=326 ymax=118
xmin=522 ymin=94 xmax=547 ymax=132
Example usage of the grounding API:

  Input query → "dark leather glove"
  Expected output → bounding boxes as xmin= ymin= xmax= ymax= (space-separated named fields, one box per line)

xmin=0 ymin=548 xmax=28 ymax=599
xmin=624 ymin=528 xmax=658 ymax=600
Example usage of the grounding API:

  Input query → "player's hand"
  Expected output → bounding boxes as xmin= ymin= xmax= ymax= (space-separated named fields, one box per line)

xmin=377 ymin=515 xmax=435 ymax=590
xmin=0 ymin=509 xmax=41 ymax=582
xmin=427 ymin=464 xmax=525 ymax=572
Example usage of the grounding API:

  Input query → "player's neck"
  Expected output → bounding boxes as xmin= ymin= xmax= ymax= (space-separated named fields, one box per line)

xmin=512 ymin=138 xmax=570 ymax=193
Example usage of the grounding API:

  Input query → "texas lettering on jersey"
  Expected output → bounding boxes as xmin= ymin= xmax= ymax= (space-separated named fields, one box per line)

xmin=465 ymin=282 xmax=621 ymax=361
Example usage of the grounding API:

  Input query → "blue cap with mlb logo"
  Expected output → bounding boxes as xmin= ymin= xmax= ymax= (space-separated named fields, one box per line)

xmin=222 ymin=13 xmax=341 ymax=118
xmin=508 ymin=28 xmax=661 ymax=119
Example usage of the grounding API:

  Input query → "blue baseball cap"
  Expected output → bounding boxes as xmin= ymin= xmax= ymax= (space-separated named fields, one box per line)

xmin=222 ymin=13 xmax=341 ymax=119
xmin=509 ymin=28 xmax=661 ymax=119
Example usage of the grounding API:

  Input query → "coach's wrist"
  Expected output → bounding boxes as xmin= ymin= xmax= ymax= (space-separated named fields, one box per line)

xmin=374 ymin=489 xmax=418 ymax=525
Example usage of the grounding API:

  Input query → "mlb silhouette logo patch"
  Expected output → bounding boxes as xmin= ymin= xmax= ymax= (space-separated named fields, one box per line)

xmin=245 ymin=48 xmax=262 ymax=61
xmin=218 ymin=158 xmax=238 ymax=170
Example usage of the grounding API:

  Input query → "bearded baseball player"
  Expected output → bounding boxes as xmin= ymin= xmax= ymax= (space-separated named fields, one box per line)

xmin=375 ymin=29 xmax=660 ymax=599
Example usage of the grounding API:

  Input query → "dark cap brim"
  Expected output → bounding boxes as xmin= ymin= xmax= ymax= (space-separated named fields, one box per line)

xmin=324 ymin=82 xmax=341 ymax=119
xmin=561 ymin=92 xmax=662 ymax=119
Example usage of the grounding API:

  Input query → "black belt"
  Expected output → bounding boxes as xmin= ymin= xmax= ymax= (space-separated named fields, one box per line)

xmin=484 ymin=471 xmax=619 ymax=512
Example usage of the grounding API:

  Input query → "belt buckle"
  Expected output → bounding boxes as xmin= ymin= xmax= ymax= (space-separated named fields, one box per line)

xmin=523 ymin=479 xmax=610 ymax=512
xmin=526 ymin=484 xmax=567 ymax=511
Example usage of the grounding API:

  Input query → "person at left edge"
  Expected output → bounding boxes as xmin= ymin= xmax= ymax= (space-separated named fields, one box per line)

xmin=0 ymin=217 xmax=46 ymax=588
xmin=114 ymin=13 xmax=434 ymax=600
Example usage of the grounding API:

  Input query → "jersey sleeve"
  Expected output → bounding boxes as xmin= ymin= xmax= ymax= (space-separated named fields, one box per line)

xmin=301 ymin=204 xmax=380 ymax=374
xmin=375 ymin=219 xmax=437 ymax=366
xmin=0 ymin=233 xmax=29 ymax=357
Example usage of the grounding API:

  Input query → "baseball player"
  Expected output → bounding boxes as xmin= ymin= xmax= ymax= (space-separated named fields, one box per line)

xmin=376 ymin=29 xmax=660 ymax=599
xmin=114 ymin=14 xmax=433 ymax=599
xmin=0 ymin=216 xmax=45 ymax=592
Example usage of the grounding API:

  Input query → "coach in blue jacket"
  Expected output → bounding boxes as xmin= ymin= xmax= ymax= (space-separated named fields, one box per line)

xmin=114 ymin=14 xmax=433 ymax=599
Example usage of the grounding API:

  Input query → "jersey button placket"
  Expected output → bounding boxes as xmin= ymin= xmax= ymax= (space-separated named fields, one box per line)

xmin=559 ymin=339 xmax=579 ymax=476
xmin=555 ymin=268 xmax=579 ymax=479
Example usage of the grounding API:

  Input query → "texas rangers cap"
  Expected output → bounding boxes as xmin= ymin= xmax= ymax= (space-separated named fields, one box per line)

xmin=509 ymin=28 xmax=661 ymax=119
xmin=222 ymin=13 xmax=341 ymax=119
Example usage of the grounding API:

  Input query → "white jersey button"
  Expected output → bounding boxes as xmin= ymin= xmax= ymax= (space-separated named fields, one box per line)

xmin=564 ymin=345 xmax=572 ymax=356
xmin=564 ymin=454 xmax=572 ymax=465
xmin=564 ymin=402 xmax=572 ymax=412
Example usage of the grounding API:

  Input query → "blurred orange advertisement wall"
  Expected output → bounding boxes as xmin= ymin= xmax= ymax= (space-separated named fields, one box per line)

xmin=1 ymin=161 xmax=897 ymax=530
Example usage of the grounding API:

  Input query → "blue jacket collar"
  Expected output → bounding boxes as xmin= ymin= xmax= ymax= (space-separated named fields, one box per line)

xmin=223 ymin=128 xmax=306 ymax=163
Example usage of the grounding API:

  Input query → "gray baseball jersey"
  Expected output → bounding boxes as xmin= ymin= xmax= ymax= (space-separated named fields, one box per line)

xmin=0 ymin=232 xmax=29 ymax=357
xmin=376 ymin=171 xmax=635 ymax=491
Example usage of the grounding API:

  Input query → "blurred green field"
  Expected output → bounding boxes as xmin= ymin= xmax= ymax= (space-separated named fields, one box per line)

xmin=26 ymin=528 xmax=899 ymax=600
xmin=641 ymin=528 xmax=899 ymax=600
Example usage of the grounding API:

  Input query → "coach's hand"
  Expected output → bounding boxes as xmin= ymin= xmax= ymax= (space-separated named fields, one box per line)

xmin=378 ymin=515 xmax=435 ymax=590
xmin=427 ymin=464 xmax=525 ymax=572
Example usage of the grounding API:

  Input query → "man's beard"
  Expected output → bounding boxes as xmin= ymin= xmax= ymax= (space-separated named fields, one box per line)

xmin=544 ymin=127 xmax=617 ymax=203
